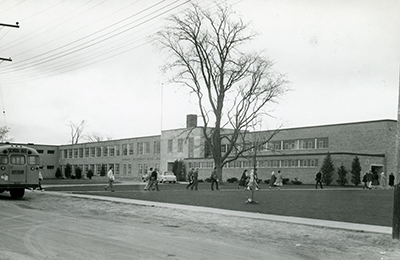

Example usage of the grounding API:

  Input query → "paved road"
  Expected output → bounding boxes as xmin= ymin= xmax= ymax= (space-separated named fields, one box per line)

xmin=0 ymin=192 xmax=294 ymax=260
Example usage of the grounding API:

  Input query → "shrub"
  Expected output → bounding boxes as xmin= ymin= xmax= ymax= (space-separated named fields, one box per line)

xmin=65 ymin=163 xmax=72 ymax=179
xmin=336 ymin=163 xmax=348 ymax=186
xmin=75 ymin=167 xmax=82 ymax=179
xmin=291 ymin=178 xmax=302 ymax=185
xmin=87 ymin=169 xmax=94 ymax=179
xmin=264 ymin=179 xmax=270 ymax=184
xmin=227 ymin=177 xmax=238 ymax=183
xmin=282 ymin=178 xmax=290 ymax=184
xmin=204 ymin=178 xmax=211 ymax=182
xmin=55 ymin=167 xmax=62 ymax=179
xmin=100 ymin=164 xmax=106 ymax=176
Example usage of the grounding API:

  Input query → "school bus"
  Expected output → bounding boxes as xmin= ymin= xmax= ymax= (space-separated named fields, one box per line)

xmin=0 ymin=144 xmax=40 ymax=198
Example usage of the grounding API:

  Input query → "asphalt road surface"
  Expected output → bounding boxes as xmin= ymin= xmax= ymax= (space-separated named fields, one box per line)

xmin=0 ymin=191 xmax=296 ymax=260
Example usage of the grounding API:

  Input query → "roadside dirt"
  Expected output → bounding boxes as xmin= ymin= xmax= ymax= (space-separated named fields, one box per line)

xmin=15 ymin=192 xmax=400 ymax=259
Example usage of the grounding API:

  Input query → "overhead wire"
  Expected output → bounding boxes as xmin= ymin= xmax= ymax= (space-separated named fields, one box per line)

xmin=0 ymin=0 xmax=192 ymax=83
xmin=0 ymin=0 xmax=218 ymax=84
xmin=0 ymin=0 xmax=171 ymax=73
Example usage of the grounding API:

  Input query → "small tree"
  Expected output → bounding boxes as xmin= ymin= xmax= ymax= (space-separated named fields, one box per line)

xmin=75 ymin=167 xmax=82 ymax=179
xmin=336 ymin=163 xmax=348 ymax=186
xmin=87 ymin=169 xmax=94 ymax=179
xmin=350 ymin=156 xmax=362 ymax=186
xmin=65 ymin=163 xmax=72 ymax=179
xmin=320 ymin=154 xmax=334 ymax=186
xmin=100 ymin=164 xmax=106 ymax=176
xmin=172 ymin=159 xmax=186 ymax=181
xmin=55 ymin=167 xmax=62 ymax=179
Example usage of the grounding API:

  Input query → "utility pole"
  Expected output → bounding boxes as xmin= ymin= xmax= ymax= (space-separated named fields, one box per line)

xmin=394 ymin=66 xmax=400 ymax=239
xmin=0 ymin=22 xmax=19 ymax=62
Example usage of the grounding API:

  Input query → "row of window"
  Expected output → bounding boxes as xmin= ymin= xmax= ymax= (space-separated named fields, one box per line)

xmin=60 ymin=162 xmax=160 ymax=176
xmin=218 ymin=137 xmax=329 ymax=154
xmin=62 ymin=141 xmax=161 ymax=159
xmin=187 ymin=159 xmax=319 ymax=169
xmin=0 ymin=155 xmax=40 ymax=165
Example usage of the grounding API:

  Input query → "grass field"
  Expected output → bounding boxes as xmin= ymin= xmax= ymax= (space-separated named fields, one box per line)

xmin=43 ymin=179 xmax=395 ymax=227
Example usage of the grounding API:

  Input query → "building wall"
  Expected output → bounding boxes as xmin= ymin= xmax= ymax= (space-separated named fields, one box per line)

xmin=17 ymin=119 xmax=397 ymax=185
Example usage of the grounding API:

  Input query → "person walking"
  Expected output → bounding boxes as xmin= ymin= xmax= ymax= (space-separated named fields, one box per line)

xmin=143 ymin=167 xmax=152 ymax=191
xmin=191 ymin=168 xmax=199 ymax=190
xmin=315 ymin=171 xmax=323 ymax=189
xmin=269 ymin=171 xmax=276 ymax=190
xmin=210 ymin=167 xmax=219 ymax=191
xmin=147 ymin=168 xmax=160 ymax=191
xmin=362 ymin=173 xmax=368 ymax=189
xmin=380 ymin=172 xmax=387 ymax=189
xmin=186 ymin=168 xmax=194 ymax=190
xmin=246 ymin=169 xmax=259 ymax=191
xmin=273 ymin=170 xmax=283 ymax=190
xmin=366 ymin=171 xmax=373 ymax=189
xmin=104 ymin=166 xmax=115 ymax=192
xmin=389 ymin=173 xmax=395 ymax=188
xmin=238 ymin=169 xmax=248 ymax=189
xmin=38 ymin=166 xmax=44 ymax=191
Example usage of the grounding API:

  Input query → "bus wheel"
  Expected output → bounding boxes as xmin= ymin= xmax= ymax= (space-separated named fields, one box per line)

xmin=10 ymin=189 xmax=25 ymax=199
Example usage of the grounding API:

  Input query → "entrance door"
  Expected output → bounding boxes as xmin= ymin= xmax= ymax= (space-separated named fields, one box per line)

xmin=371 ymin=165 xmax=384 ymax=175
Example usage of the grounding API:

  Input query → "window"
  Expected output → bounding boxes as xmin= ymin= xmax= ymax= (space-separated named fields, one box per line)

xmin=129 ymin=144 xmax=134 ymax=155
xmin=178 ymin=139 xmax=183 ymax=152
xmin=317 ymin=137 xmax=329 ymax=148
xmin=84 ymin=148 xmax=89 ymax=157
xmin=96 ymin=147 xmax=101 ymax=157
xmin=168 ymin=139 xmax=173 ymax=153
xmin=188 ymin=138 xmax=194 ymax=158
xmin=47 ymin=165 xmax=55 ymax=169
xmin=221 ymin=144 xmax=227 ymax=153
xmin=90 ymin=147 xmax=95 ymax=157
xmin=307 ymin=142 xmax=314 ymax=149
xmin=138 ymin=143 xmax=144 ymax=155
xmin=154 ymin=141 xmax=160 ymax=154
xmin=68 ymin=149 xmax=73 ymax=158
xmin=145 ymin=142 xmax=150 ymax=154
xmin=109 ymin=146 xmax=115 ymax=156
xmin=11 ymin=155 xmax=25 ymax=165
xmin=103 ymin=147 xmax=108 ymax=157
xmin=0 ymin=155 xmax=8 ymax=164
xmin=74 ymin=149 xmax=78 ymax=158
xmin=36 ymin=149 xmax=44 ymax=154
xmin=47 ymin=150 xmax=55 ymax=154
xmin=291 ymin=160 xmax=298 ymax=167
xmin=122 ymin=144 xmax=128 ymax=156
xmin=79 ymin=148 xmax=83 ymax=158
xmin=27 ymin=155 xmax=40 ymax=165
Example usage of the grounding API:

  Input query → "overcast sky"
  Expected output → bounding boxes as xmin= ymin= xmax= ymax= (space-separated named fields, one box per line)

xmin=0 ymin=0 xmax=399 ymax=145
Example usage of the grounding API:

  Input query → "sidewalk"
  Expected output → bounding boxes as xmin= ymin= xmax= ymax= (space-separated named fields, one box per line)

xmin=46 ymin=190 xmax=392 ymax=235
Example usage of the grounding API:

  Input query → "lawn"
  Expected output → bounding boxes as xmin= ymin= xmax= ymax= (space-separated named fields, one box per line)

xmin=44 ymin=180 xmax=395 ymax=227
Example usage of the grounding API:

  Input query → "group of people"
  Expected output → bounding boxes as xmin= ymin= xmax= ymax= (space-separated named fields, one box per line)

xmin=237 ymin=169 xmax=283 ymax=191
xmin=362 ymin=171 xmax=395 ymax=189
xmin=104 ymin=166 xmax=397 ymax=193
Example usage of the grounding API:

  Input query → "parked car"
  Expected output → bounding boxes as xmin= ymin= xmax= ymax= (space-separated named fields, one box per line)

xmin=158 ymin=171 xmax=177 ymax=183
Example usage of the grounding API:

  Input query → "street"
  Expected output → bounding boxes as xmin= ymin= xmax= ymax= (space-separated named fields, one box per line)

xmin=0 ymin=191 xmax=294 ymax=260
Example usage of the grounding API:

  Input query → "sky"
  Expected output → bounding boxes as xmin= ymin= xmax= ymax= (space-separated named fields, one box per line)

xmin=0 ymin=0 xmax=399 ymax=145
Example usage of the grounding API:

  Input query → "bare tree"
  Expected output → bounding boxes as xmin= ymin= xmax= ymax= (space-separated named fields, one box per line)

xmin=69 ymin=120 xmax=85 ymax=144
xmin=84 ymin=132 xmax=113 ymax=142
xmin=0 ymin=126 xmax=13 ymax=143
xmin=157 ymin=3 xmax=289 ymax=181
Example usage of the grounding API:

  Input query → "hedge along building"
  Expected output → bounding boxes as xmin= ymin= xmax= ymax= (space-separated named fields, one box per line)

xmin=25 ymin=116 xmax=396 ymax=185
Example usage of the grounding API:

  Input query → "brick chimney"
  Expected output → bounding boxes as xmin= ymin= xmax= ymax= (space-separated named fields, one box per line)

xmin=186 ymin=114 xmax=197 ymax=128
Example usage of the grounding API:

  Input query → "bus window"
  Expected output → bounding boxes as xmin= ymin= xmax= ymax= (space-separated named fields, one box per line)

xmin=0 ymin=155 xmax=8 ymax=165
xmin=10 ymin=155 xmax=26 ymax=165
xmin=28 ymin=155 xmax=40 ymax=165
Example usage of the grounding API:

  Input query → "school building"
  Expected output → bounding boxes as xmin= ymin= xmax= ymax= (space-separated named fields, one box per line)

xmin=17 ymin=116 xmax=398 ymax=185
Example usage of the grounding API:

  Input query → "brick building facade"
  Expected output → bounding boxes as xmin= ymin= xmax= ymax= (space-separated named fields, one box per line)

xmin=14 ymin=118 xmax=397 ymax=185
